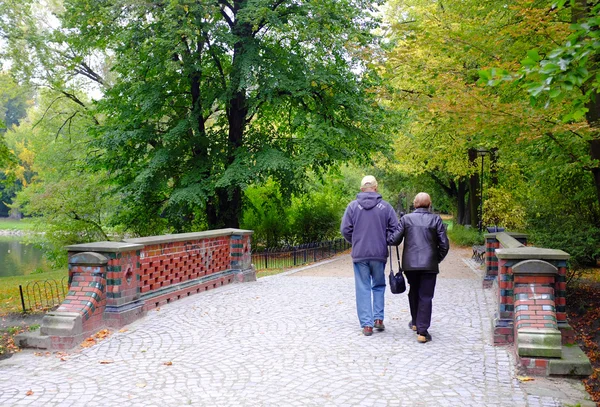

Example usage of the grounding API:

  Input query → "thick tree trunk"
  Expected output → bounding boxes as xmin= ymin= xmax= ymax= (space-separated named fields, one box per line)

xmin=216 ymin=16 xmax=253 ymax=229
xmin=429 ymin=172 xmax=470 ymax=225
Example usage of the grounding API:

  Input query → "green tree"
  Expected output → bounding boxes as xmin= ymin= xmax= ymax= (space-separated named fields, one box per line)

xmin=11 ymin=90 xmax=119 ymax=266
xmin=507 ymin=0 xmax=600 ymax=207
xmin=49 ymin=0 xmax=391 ymax=233
xmin=381 ymin=0 xmax=579 ymax=230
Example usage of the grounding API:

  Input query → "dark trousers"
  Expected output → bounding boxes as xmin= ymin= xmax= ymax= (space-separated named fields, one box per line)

xmin=404 ymin=271 xmax=437 ymax=335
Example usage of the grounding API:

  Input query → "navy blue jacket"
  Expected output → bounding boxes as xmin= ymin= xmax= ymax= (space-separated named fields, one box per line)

xmin=340 ymin=192 xmax=398 ymax=263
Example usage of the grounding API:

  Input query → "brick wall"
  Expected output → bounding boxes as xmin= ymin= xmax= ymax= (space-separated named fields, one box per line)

xmin=32 ymin=229 xmax=254 ymax=350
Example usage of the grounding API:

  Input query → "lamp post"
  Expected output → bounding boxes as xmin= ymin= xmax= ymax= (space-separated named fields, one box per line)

xmin=476 ymin=148 xmax=489 ymax=233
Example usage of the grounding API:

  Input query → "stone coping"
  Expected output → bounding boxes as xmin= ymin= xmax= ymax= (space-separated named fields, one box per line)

xmin=123 ymin=228 xmax=253 ymax=246
xmin=484 ymin=231 xmax=527 ymax=239
xmin=68 ymin=252 xmax=109 ymax=265
xmin=496 ymin=232 xmax=525 ymax=249
xmin=65 ymin=241 xmax=145 ymax=253
xmin=512 ymin=259 xmax=558 ymax=275
xmin=496 ymin=247 xmax=570 ymax=260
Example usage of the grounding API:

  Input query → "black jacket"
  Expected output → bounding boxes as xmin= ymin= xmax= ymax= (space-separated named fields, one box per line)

xmin=388 ymin=208 xmax=449 ymax=273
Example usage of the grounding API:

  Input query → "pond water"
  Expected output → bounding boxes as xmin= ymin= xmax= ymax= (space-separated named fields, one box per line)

xmin=0 ymin=237 xmax=49 ymax=278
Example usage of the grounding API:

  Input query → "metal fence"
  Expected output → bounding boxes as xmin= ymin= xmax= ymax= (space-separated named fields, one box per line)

xmin=251 ymin=238 xmax=351 ymax=271
xmin=19 ymin=276 xmax=69 ymax=313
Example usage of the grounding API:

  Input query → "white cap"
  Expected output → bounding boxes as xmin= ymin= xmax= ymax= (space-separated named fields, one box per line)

xmin=360 ymin=175 xmax=378 ymax=189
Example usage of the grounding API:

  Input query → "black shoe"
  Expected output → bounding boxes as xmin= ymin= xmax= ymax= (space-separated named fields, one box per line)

xmin=408 ymin=321 xmax=416 ymax=332
xmin=417 ymin=331 xmax=432 ymax=343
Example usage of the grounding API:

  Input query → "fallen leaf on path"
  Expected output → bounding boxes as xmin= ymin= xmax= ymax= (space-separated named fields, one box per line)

xmin=163 ymin=361 xmax=173 ymax=366
xmin=118 ymin=328 xmax=128 ymax=333
xmin=517 ymin=376 xmax=534 ymax=382
xmin=26 ymin=390 xmax=33 ymax=396
xmin=99 ymin=360 xmax=114 ymax=364
xmin=136 ymin=382 xmax=146 ymax=388
xmin=95 ymin=329 xmax=111 ymax=340
xmin=80 ymin=337 xmax=97 ymax=348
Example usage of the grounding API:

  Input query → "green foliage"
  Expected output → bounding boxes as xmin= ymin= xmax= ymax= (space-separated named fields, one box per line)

xmin=242 ymin=181 xmax=293 ymax=248
xmin=54 ymin=0 xmax=393 ymax=230
xmin=482 ymin=187 xmax=526 ymax=231
xmin=515 ymin=4 xmax=600 ymax=122
xmin=241 ymin=172 xmax=355 ymax=247
xmin=447 ymin=224 xmax=484 ymax=247
xmin=525 ymin=165 xmax=600 ymax=268
xmin=10 ymin=91 xmax=120 ymax=266
xmin=289 ymin=188 xmax=347 ymax=243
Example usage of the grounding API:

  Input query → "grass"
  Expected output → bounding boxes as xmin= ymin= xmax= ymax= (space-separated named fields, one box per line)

xmin=0 ymin=269 xmax=68 ymax=315
xmin=0 ymin=218 xmax=36 ymax=232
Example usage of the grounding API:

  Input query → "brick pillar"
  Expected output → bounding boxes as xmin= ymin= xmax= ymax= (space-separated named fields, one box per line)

xmin=484 ymin=236 xmax=500 ymax=288
xmin=65 ymin=242 xmax=146 ymax=329
xmin=491 ymin=245 xmax=592 ymax=377
xmin=39 ymin=252 xmax=109 ymax=349
xmin=493 ymin=258 xmax=515 ymax=344
xmin=230 ymin=232 xmax=256 ymax=282
xmin=512 ymin=261 xmax=561 ymax=359
xmin=483 ymin=232 xmax=527 ymax=288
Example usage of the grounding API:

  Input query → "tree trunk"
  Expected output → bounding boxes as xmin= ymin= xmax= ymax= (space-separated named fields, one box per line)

xmin=457 ymin=178 xmax=468 ymax=225
xmin=212 ymin=14 xmax=252 ymax=230
xmin=463 ymin=191 xmax=471 ymax=226
xmin=468 ymin=148 xmax=480 ymax=228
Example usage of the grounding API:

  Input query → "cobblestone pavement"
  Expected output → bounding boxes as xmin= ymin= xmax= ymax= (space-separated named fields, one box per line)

xmin=0 ymin=246 xmax=594 ymax=406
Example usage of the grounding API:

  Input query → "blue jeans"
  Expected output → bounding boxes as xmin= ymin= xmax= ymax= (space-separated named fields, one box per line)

xmin=353 ymin=261 xmax=386 ymax=328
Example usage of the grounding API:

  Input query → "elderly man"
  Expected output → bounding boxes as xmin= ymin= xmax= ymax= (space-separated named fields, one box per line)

xmin=389 ymin=192 xmax=449 ymax=343
xmin=341 ymin=175 xmax=399 ymax=336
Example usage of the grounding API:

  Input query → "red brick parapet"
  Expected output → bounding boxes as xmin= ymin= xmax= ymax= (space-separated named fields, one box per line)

xmin=19 ymin=229 xmax=254 ymax=350
xmin=483 ymin=232 xmax=526 ymax=288
xmin=487 ymin=233 xmax=591 ymax=376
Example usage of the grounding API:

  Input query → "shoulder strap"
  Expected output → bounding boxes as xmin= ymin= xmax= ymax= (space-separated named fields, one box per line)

xmin=388 ymin=246 xmax=394 ymax=273
xmin=395 ymin=245 xmax=402 ymax=271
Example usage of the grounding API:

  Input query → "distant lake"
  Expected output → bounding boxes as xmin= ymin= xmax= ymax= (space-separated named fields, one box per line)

xmin=0 ymin=236 xmax=49 ymax=278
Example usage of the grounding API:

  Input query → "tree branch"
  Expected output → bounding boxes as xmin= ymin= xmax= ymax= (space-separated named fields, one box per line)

xmin=56 ymin=111 xmax=79 ymax=140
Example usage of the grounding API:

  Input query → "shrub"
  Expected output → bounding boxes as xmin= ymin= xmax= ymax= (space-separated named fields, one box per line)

xmin=447 ymin=224 xmax=484 ymax=247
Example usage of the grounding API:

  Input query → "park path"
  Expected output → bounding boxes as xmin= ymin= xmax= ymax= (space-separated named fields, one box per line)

xmin=0 ymin=245 xmax=594 ymax=406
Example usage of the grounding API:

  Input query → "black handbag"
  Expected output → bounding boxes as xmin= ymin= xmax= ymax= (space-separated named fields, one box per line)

xmin=388 ymin=245 xmax=406 ymax=294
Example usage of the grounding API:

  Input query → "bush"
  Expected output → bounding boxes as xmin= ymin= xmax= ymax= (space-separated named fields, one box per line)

xmin=447 ymin=224 xmax=484 ymax=247
xmin=528 ymin=214 xmax=600 ymax=269
xmin=524 ymin=165 xmax=600 ymax=269
xmin=241 ymin=173 xmax=354 ymax=248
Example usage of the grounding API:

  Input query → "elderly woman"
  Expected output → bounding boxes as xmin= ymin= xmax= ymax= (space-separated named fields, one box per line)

xmin=389 ymin=192 xmax=449 ymax=343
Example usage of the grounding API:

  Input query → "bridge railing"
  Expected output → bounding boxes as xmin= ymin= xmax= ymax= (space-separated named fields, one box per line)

xmin=251 ymin=238 xmax=350 ymax=270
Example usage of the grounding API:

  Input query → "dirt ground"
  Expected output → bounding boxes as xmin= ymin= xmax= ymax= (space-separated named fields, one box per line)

xmin=292 ymin=244 xmax=477 ymax=279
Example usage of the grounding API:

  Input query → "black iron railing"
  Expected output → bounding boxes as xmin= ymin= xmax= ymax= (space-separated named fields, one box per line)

xmin=19 ymin=276 xmax=69 ymax=313
xmin=251 ymin=238 xmax=350 ymax=271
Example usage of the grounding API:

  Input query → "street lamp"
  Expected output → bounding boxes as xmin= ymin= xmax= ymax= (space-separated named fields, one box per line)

xmin=476 ymin=148 xmax=489 ymax=233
